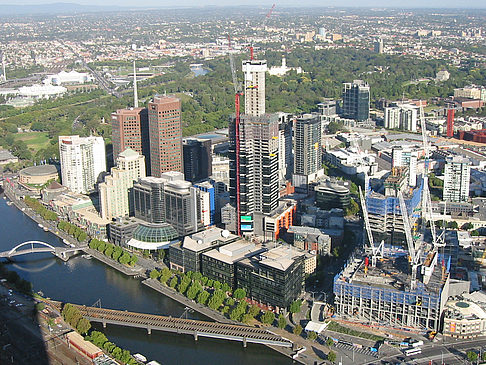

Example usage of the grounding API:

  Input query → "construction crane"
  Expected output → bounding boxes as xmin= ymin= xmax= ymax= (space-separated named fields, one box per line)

xmin=228 ymin=35 xmax=243 ymax=237
xmin=359 ymin=186 xmax=384 ymax=268
xmin=398 ymin=190 xmax=422 ymax=290
xmin=248 ymin=4 xmax=276 ymax=61
xmin=419 ymin=106 xmax=445 ymax=248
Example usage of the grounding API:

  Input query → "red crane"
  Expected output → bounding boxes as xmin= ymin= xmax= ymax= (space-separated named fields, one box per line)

xmin=248 ymin=4 xmax=276 ymax=61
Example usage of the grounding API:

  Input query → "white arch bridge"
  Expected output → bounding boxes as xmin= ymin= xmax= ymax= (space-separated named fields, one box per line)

xmin=0 ymin=241 xmax=87 ymax=261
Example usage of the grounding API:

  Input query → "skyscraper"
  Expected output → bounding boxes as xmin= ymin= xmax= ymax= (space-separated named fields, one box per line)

xmin=58 ymin=135 xmax=106 ymax=194
xmin=294 ymin=115 xmax=322 ymax=177
xmin=374 ymin=38 xmax=384 ymax=54
xmin=148 ymin=95 xmax=183 ymax=177
xmin=342 ymin=80 xmax=370 ymax=122
xmin=111 ymin=107 xmax=150 ymax=168
xmin=99 ymin=149 xmax=146 ymax=220
xmin=183 ymin=138 xmax=212 ymax=182
xmin=229 ymin=113 xmax=280 ymax=233
xmin=242 ymin=59 xmax=267 ymax=116
xmin=444 ymin=156 xmax=471 ymax=202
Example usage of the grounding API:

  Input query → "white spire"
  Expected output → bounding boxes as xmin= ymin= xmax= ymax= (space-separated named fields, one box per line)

xmin=133 ymin=60 xmax=138 ymax=108
xmin=1 ymin=52 xmax=6 ymax=82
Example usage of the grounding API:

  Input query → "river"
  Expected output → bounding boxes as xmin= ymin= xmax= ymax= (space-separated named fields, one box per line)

xmin=0 ymin=197 xmax=291 ymax=364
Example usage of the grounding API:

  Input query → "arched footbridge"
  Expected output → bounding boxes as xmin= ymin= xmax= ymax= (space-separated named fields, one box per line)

xmin=0 ymin=241 xmax=86 ymax=260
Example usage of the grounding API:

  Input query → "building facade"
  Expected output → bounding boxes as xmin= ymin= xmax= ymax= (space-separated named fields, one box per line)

xmin=342 ymin=80 xmax=370 ymax=122
xmin=229 ymin=114 xmax=280 ymax=234
xmin=444 ymin=156 xmax=471 ymax=202
xmin=183 ymin=138 xmax=212 ymax=182
xmin=99 ymin=149 xmax=146 ymax=220
xmin=384 ymin=104 xmax=418 ymax=132
xmin=242 ymin=59 xmax=267 ymax=116
xmin=111 ymin=107 xmax=150 ymax=170
xmin=58 ymin=135 xmax=106 ymax=194
xmin=148 ymin=95 xmax=183 ymax=177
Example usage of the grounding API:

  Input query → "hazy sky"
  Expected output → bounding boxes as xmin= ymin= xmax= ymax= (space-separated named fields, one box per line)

xmin=1 ymin=0 xmax=485 ymax=8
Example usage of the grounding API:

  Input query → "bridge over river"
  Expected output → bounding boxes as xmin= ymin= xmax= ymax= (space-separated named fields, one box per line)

xmin=0 ymin=241 xmax=86 ymax=261
xmin=47 ymin=300 xmax=294 ymax=348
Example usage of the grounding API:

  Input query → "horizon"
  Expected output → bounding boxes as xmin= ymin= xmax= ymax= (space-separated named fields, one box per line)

xmin=0 ymin=1 xmax=486 ymax=9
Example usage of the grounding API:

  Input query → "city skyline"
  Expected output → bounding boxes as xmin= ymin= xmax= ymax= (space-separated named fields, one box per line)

xmin=1 ymin=1 xmax=486 ymax=8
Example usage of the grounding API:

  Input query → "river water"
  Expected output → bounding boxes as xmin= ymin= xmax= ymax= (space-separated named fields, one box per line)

xmin=0 ymin=198 xmax=291 ymax=364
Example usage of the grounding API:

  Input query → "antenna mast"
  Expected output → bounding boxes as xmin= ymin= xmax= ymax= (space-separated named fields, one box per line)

xmin=133 ymin=60 xmax=139 ymax=108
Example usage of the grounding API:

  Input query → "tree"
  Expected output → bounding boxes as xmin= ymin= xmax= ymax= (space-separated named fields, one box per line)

xmin=76 ymin=318 xmax=91 ymax=335
xmin=463 ymin=222 xmax=474 ymax=230
xmin=213 ymin=280 xmax=222 ymax=290
xmin=197 ymin=290 xmax=210 ymax=305
xmin=261 ymin=311 xmax=275 ymax=325
xmin=289 ymin=299 xmax=302 ymax=314
xmin=35 ymin=302 xmax=45 ymax=312
xmin=466 ymin=351 xmax=478 ymax=363
xmin=104 ymin=245 xmax=114 ymax=258
xmin=277 ymin=314 xmax=287 ymax=329
xmin=248 ymin=305 xmax=260 ymax=318
xmin=293 ymin=324 xmax=303 ymax=336
xmin=112 ymin=247 xmax=123 ymax=261
xmin=327 ymin=350 xmax=336 ymax=363
xmin=234 ymin=288 xmax=246 ymax=300
xmin=307 ymin=331 xmax=317 ymax=341
xmin=326 ymin=337 xmax=334 ymax=347
xmin=169 ymin=277 xmax=178 ymax=289
xmin=119 ymin=252 xmax=131 ymax=265
xmin=149 ymin=269 xmax=160 ymax=279
xmin=448 ymin=221 xmax=459 ymax=229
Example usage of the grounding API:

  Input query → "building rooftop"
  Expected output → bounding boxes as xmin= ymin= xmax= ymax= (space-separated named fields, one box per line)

xmin=203 ymin=239 xmax=264 ymax=265
xmin=181 ymin=227 xmax=237 ymax=252
xmin=0 ymin=150 xmax=17 ymax=161
xmin=20 ymin=164 xmax=58 ymax=177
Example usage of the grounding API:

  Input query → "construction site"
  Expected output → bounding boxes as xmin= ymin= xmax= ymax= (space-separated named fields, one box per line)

xmin=333 ymin=108 xmax=451 ymax=333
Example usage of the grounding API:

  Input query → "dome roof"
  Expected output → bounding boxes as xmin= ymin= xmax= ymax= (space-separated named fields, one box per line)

xmin=132 ymin=223 xmax=179 ymax=243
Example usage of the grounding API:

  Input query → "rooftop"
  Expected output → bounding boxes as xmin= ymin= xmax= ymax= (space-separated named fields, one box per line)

xmin=20 ymin=164 xmax=58 ymax=177
xmin=203 ymin=239 xmax=264 ymax=265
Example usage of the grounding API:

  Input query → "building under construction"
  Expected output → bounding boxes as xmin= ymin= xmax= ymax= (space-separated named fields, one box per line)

xmin=333 ymin=249 xmax=450 ymax=331
xmin=367 ymin=167 xmax=422 ymax=245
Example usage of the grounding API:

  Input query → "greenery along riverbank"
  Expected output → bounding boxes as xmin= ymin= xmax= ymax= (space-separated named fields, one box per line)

xmin=61 ymin=303 xmax=140 ymax=365
xmin=89 ymin=239 xmax=138 ymax=266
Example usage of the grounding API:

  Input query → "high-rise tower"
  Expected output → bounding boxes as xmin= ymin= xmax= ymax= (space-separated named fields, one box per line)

xmin=242 ymin=59 xmax=267 ymax=116
xmin=148 ymin=95 xmax=183 ymax=177
xmin=229 ymin=114 xmax=280 ymax=233
xmin=342 ymin=80 xmax=370 ymax=122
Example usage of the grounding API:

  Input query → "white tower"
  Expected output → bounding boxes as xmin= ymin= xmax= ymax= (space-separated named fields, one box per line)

xmin=1 ymin=52 xmax=6 ymax=82
xmin=242 ymin=59 xmax=267 ymax=116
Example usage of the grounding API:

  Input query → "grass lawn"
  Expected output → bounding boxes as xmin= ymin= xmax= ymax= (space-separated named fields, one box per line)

xmin=14 ymin=132 xmax=51 ymax=152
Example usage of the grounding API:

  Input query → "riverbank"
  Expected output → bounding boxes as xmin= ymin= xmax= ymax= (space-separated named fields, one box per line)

xmin=2 ymin=188 xmax=312 ymax=364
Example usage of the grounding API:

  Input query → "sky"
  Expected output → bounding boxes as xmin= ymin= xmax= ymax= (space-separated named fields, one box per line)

xmin=0 ymin=0 xmax=485 ymax=8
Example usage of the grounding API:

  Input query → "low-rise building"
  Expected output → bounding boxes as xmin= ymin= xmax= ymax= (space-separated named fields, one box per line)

xmin=443 ymin=298 xmax=486 ymax=339
xmin=19 ymin=164 xmax=58 ymax=185
xmin=315 ymin=179 xmax=350 ymax=210
xmin=287 ymin=226 xmax=332 ymax=256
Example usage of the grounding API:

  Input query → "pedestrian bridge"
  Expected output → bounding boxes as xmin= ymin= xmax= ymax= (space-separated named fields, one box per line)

xmin=0 ymin=240 xmax=86 ymax=260
xmin=49 ymin=301 xmax=293 ymax=348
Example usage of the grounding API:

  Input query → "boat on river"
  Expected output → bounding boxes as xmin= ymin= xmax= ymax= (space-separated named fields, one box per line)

xmin=133 ymin=353 xmax=147 ymax=363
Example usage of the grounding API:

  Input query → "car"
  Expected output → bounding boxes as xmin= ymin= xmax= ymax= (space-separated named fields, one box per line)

xmin=9 ymin=300 xmax=15 ymax=304
xmin=15 ymin=303 xmax=23 ymax=307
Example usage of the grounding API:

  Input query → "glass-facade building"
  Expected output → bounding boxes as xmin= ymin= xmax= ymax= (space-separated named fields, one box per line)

xmin=342 ymin=80 xmax=370 ymax=122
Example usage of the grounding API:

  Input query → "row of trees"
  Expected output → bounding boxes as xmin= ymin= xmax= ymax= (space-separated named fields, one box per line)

xmin=61 ymin=303 xmax=91 ymax=335
xmin=58 ymin=220 xmax=88 ymax=242
xmin=85 ymin=331 xmax=140 ymax=365
xmin=24 ymin=196 xmax=58 ymax=221
xmin=150 ymin=268 xmax=286 ymax=326
xmin=89 ymin=239 xmax=138 ymax=266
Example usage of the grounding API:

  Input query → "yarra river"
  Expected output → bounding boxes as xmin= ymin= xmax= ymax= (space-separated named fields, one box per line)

xmin=0 ymin=197 xmax=291 ymax=364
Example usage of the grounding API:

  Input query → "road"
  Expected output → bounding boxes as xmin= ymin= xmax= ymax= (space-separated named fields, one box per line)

xmin=366 ymin=337 xmax=486 ymax=364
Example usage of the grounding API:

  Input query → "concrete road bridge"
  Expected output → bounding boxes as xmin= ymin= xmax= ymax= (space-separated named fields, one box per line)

xmin=48 ymin=301 xmax=293 ymax=348
xmin=0 ymin=241 xmax=86 ymax=261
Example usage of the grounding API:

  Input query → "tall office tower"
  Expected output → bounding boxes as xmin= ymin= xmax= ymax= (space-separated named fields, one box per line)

xmin=133 ymin=176 xmax=167 ymax=224
xmin=342 ymin=80 xmax=370 ymax=122
xmin=294 ymin=115 xmax=322 ymax=177
xmin=99 ymin=149 xmax=146 ymax=220
xmin=242 ymin=59 xmax=267 ymax=116
xmin=111 ymin=108 xmax=150 ymax=165
xmin=183 ymin=138 xmax=212 ymax=182
xmin=444 ymin=156 xmax=471 ymax=202
xmin=229 ymin=114 xmax=280 ymax=233
xmin=59 ymin=135 xmax=106 ymax=194
xmin=148 ymin=95 xmax=183 ymax=177
xmin=446 ymin=109 xmax=455 ymax=137
xmin=277 ymin=113 xmax=293 ymax=182
xmin=374 ymin=38 xmax=384 ymax=54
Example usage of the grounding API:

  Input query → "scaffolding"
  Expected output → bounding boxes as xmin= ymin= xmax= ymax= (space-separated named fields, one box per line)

xmin=333 ymin=253 xmax=449 ymax=332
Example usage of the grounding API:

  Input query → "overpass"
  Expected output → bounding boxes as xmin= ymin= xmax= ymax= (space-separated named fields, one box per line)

xmin=49 ymin=301 xmax=293 ymax=348
xmin=0 ymin=241 xmax=86 ymax=261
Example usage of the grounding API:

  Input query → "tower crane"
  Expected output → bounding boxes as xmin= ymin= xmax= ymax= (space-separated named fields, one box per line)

xmin=228 ymin=35 xmax=243 ymax=237
xmin=359 ymin=186 xmax=384 ymax=268
xmin=419 ymin=106 xmax=445 ymax=248
xmin=398 ymin=190 xmax=422 ymax=290
xmin=248 ymin=3 xmax=276 ymax=61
